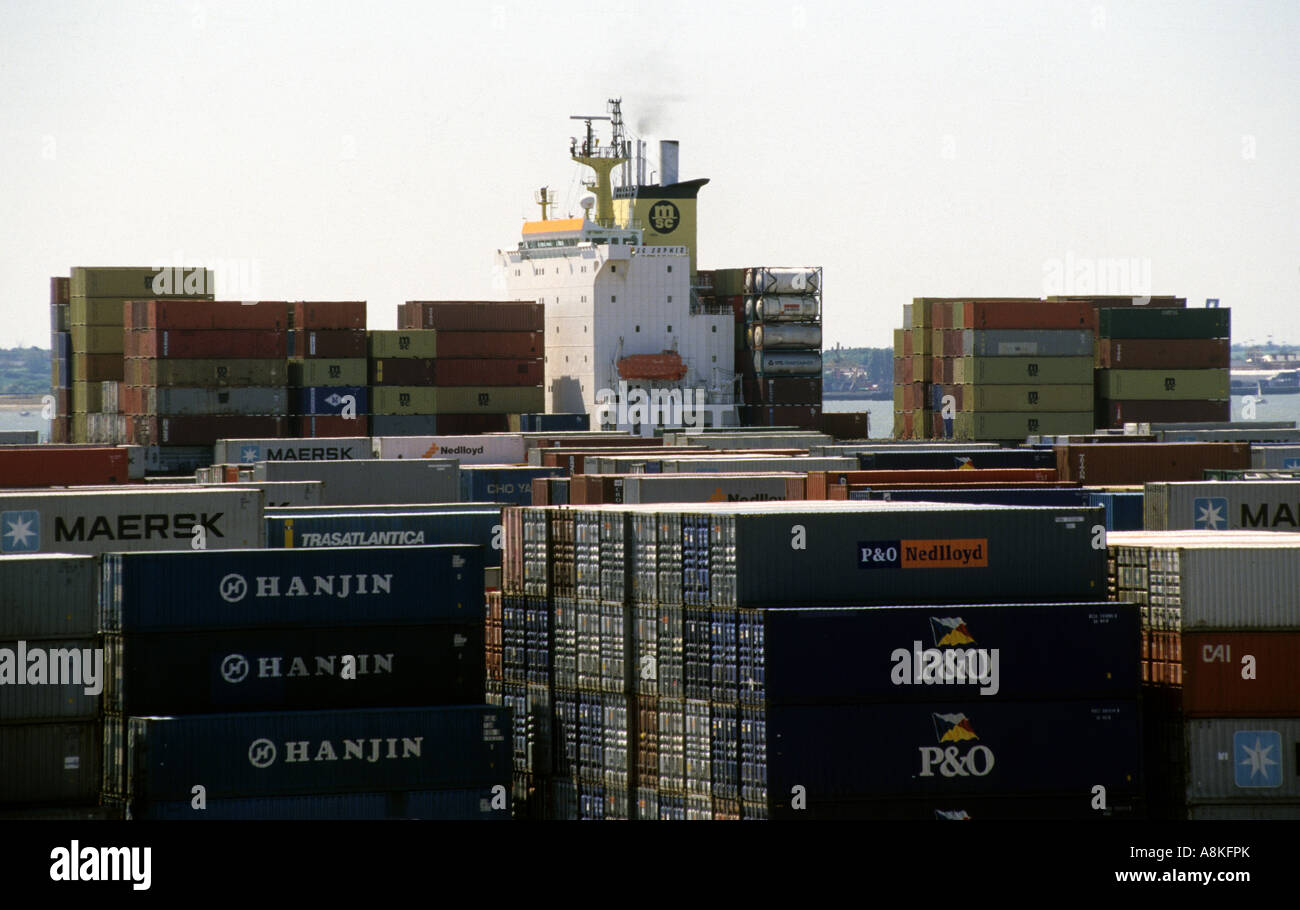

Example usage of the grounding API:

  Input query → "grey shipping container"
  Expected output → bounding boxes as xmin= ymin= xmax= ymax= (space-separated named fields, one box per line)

xmin=265 ymin=502 xmax=501 ymax=515
xmin=129 ymin=787 xmax=510 ymax=820
xmin=102 ymin=544 xmax=485 ymax=632
xmin=0 ymin=431 xmax=40 ymax=445
xmin=214 ymin=437 xmax=371 ymax=466
xmin=0 ymin=554 xmax=97 ymax=638
xmin=127 ymin=706 xmax=510 ymax=801
xmin=0 ymin=638 xmax=101 ymax=720
xmin=1144 ymin=481 xmax=1300 ymax=531
xmin=253 ymin=459 xmax=459 ymax=505
xmin=145 ymin=386 xmax=289 ymax=417
xmin=620 ymin=473 xmax=801 ymax=504
xmin=0 ymin=721 xmax=100 ymax=805
xmin=1186 ymin=802 xmax=1300 ymax=820
xmin=1185 ymin=717 xmax=1300 ymax=801
xmin=1252 ymin=445 xmax=1300 ymax=469
xmin=0 ymin=488 xmax=263 ymax=555
xmin=588 ymin=456 xmax=857 ymax=474
xmin=223 ymin=481 xmax=323 ymax=508
xmin=698 ymin=501 xmax=1105 ymax=606
xmin=963 ymin=330 xmax=1094 ymax=357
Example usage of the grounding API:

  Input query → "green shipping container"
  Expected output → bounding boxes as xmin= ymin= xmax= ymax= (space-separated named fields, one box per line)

xmin=371 ymin=386 xmax=545 ymax=415
xmin=71 ymin=325 xmax=124 ymax=353
xmin=954 ymin=411 xmax=1094 ymax=440
xmin=70 ymin=267 xmax=216 ymax=299
xmin=72 ymin=381 xmax=104 ymax=413
xmin=367 ymin=330 xmax=438 ymax=359
xmin=126 ymin=358 xmax=288 ymax=388
xmin=1096 ymin=308 xmax=1229 ymax=340
xmin=893 ymin=384 xmax=905 ymax=412
xmin=954 ymin=356 xmax=1094 ymax=385
xmin=288 ymin=359 xmax=367 ymax=387
xmin=963 ymin=384 xmax=1094 ymax=412
xmin=1097 ymin=369 xmax=1230 ymax=400
xmin=70 ymin=298 xmax=124 ymax=327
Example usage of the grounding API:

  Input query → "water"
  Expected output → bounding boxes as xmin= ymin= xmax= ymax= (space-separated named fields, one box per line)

xmin=823 ymin=395 xmax=1300 ymax=438
xmin=0 ymin=407 xmax=49 ymax=442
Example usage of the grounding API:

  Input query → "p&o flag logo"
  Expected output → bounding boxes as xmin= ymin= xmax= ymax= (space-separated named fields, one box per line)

xmin=1233 ymin=730 xmax=1283 ymax=788
xmin=1 ymin=510 xmax=40 ymax=553
xmin=1193 ymin=497 xmax=1229 ymax=530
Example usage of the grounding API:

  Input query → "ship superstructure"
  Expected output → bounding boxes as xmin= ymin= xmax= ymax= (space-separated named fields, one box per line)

xmin=498 ymin=99 xmax=735 ymax=431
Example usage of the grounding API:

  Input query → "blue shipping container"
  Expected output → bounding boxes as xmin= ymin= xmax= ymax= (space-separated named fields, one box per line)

xmin=519 ymin=413 xmax=590 ymax=432
xmin=102 ymin=545 xmax=484 ymax=632
xmin=266 ymin=510 xmax=503 ymax=566
xmin=1086 ymin=491 xmax=1145 ymax=531
xmin=295 ymin=386 xmax=369 ymax=416
xmin=127 ymin=706 xmax=510 ymax=801
xmin=131 ymin=787 xmax=510 ymax=820
xmin=369 ymin=414 xmax=440 ymax=436
xmin=459 ymin=466 xmax=565 ymax=506
xmin=740 ymin=602 xmax=1140 ymax=704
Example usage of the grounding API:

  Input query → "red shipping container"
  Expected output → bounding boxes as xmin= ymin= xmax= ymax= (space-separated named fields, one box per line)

xmin=0 ymin=447 xmax=129 ymax=487
xmin=1096 ymin=338 xmax=1230 ymax=369
xmin=742 ymin=376 xmax=822 ymax=406
xmin=128 ymin=299 xmax=291 ymax=331
xmin=291 ymin=301 xmax=366 ymax=330
xmin=129 ymin=415 xmax=289 ymax=447
xmin=1182 ymin=633 xmax=1300 ymax=716
xmin=805 ymin=468 xmax=1061 ymax=500
xmin=120 ymin=386 xmax=143 ymax=416
xmin=960 ymin=299 xmax=1094 ymax=329
xmin=433 ymin=359 xmax=543 ymax=387
xmin=433 ymin=413 xmax=510 ymax=435
xmin=819 ymin=411 xmax=868 ymax=440
xmin=294 ymin=415 xmax=370 ymax=438
xmin=1054 ymin=442 xmax=1248 ymax=484
xmin=434 ymin=331 xmax=544 ymax=359
xmin=401 ymin=301 xmax=543 ymax=332
xmin=287 ymin=329 xmax=368 ymax=358
xmin=51 ymin=276 xmax=70 ymax=307
xmin=1099 ymin=399 xmax=1231 ymax=427
xmin=370 ymin=358 xmax=436 ymax=386
xmin=126 ymin=329 xmax=287 ymax=359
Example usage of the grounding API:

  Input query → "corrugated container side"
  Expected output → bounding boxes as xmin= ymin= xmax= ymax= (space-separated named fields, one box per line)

xmin=0 ymin=637 xmax=102 ymax=720
xmin=1182 ymin=632 xmax=1300 ymax=716
xmin=130 ymin=787 xmax=510 ymax=820
xmin=252 ymin=459 xmax=459 ymax=505
xmin=0 ymin=556 xmax=97 ymax=638
xmin=266 ymin=510 xmax=502 ymax=566
xmin=0 ymin=721 xmax=101 ymax=805
xmin=1185 ymin=717 xmax=1300 ymax=800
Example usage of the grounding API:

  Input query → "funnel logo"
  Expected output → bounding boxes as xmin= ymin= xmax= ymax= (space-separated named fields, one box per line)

xmin=1193 ymin=497 xmax=1229 ymax=530
xmin=1233 ymin=730 xmax=1282 ymax=789
xmin=1 ymin=510 xmax=40 ymax=553
xmin=648 ymin=201 xmax=680 ymax=234
xmin=918 ymin=713 xmax=995 ymax=778
xmin=890 ymin=618 xmax=1001 ymax=695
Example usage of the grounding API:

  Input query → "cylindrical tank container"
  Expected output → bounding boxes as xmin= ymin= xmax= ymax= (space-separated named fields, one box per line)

xmin=751 ymin=296 xmax=821 ymax=323
xmin=753 ymin=351 xmax=823 ymax=375
xmin=753 ymin=324 xmax=823 ymax=349
xmin=749 ymin=268 xmax=822 ymax=296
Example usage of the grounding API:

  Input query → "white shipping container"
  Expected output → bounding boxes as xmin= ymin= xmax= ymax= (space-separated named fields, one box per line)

xmin=213 ymin=437 xmax=371 ymax=466
xmin=620 ymin=473 xmax=800 ymax=504
xmin=1252 ymin=445 xmax=1300 ymax=469
xmin=252 ymin=459 xmax=459 ymax=505
xmin=0 ymin=488 xmax=263 ymax=554
xmin=1185 ymin=718 xmax=1300 ymax=801
xmin=118 ymin=445 xmax=146 ymax=480
xmin=1145 ymin=481 xmax=1300 ymax=532
xmin=373 ymin=435 xmax=526 ymax=464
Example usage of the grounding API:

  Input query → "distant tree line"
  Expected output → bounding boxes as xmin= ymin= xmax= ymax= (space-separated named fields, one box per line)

xmin=0 ymin=347 xmax=51 ymax=395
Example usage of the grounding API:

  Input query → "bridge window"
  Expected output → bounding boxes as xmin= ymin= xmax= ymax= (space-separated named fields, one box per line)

xmin=612 ymin=295 xmax=617 ymax=303
xmin=667 ymin=325 xmax=672 ymax=332
xmin=667 ymin=296 xmax=672 ymax=303
xmin=667 ymin=265 xmax=672 ymax=272
xmin=635 ymin=325 xmax=640 ymax=332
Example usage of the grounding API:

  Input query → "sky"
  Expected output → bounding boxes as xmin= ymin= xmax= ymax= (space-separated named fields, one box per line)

xmin=1 ymin=0 xmax=1297 ymax=349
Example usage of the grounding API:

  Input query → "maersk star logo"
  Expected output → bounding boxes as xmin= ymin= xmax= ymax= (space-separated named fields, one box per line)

xmin=1233 ymin=730 xmax=1282 ymax=788
xmin=1 ymin=510 xmax=40 ymax=553
xmin=240 ymin=445 xmax=261 ymax=463
xmin=1193 ymin=497 xmax=1229 ymax=530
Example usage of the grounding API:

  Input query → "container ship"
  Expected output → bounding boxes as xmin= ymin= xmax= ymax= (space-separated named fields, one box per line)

xmin=3 ymin=100 xmax=1300 ymax=824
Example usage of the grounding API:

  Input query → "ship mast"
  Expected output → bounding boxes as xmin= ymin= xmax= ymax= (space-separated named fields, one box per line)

xmin=569 ymin=98 xmax=630 ymax=227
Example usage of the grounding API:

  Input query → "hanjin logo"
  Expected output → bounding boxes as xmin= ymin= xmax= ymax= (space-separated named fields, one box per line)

xmin=220 ymin=574 xmax=249 ymax=603
xmin=248 ymin=738 xmax=277 ymax=767
xmin=221 ymin=654 xmax=250 ymax=683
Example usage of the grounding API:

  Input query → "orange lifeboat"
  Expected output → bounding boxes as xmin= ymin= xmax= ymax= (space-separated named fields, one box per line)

xmin=617 ymin=350 xmax=688 ymax=381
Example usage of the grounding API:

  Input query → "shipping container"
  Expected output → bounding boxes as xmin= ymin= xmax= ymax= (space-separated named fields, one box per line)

xmin=371 ymin=386 xmax=544 ymax=415
xmin=434 ymin=359 xmax=544 ymax=387
xmin=133 ymin=386 xmax=289 ymax=417
xmin=855 ymin=448 xmax=1056 ymax=470
xmin=459 ymin=466 xmax=565 ymax=506
xmin=125 ymin=357 xmax=288 ymax=388
xmin=855 ymin=488 xmax=1089 ymax=507
xmin=287 ymin=328 xmax=368 ymax=359
xmin=752 ymin=324 xmax=823 ymax=349
xmin=959 ymin=299 xmax=1094 ymax=329
xmin=252 ymin=458 xmax=459 ymax=505
xmin=102 ymin=544 xmax=484 ymax=632
xmin=401 ymin=301 xmax=543 ymax=332
xmin=1097 ymin=338 xmax=1230 ymax=369
xmin=751 ymin=793 xmax=1146 ymax=821
xmin=373 ymin=434 xmax=526 ymax=464
xmin=130 ymin=415 xmax=290 ymax=447
xmin=958 ymin=385 xmax=1094 ymax=412
xmin=1143 ymin=481 xmax=1300 ymax=532
xmin=127 ymin=706 xmax=509 ymax=802
xmin=367 ymin=330 xmax=438 ymax=359
xmin=752 ymin=351 xmax=822 ymax=376
xmin=741 ymin=376 xmax=822 ymax=406
xmin=125 ymin=299 xmax=290 ymax=331
xmin=1253 ymin=446 xmax=1300 ymax=470
xmin=369 ymin=414 xmax=442 ymax=436
xmin=961 ymin=330 xmax=1093 ymax=358
xmin=0 ymin=721 xmax=101 ymax=805
xmin=70 ymin=326 xmax=123 ymax=354
xmin=1181 ymin=632 xmax=1300 ymax=716
xmin=106 ymin=622 xmax=483 ymax=716
xmin=1185 ymin=717 xmax=1300 ymax=800
xmin=1099 ymin=399 xmax=1231 ymax=426
xmin=620 ymin=473 xmax=803 ymax=504
xmin=1185 ymin=803 xmax=1300 ymax=820
xmin=370 ymin=358 xmax=436 ymax=386
xmin=126 ymin=328 xmax=287 ymax=359
xmin=1097 ymin=308 xmax=1230 ymax=339
xmin=0 ymin=487 xmax=262 ymax=555
xmin=129 ymin=787 xmax=509 ymax=820
xmin=71 ymin=352 xmax=124 ymax=383
xmin=807 ymin=469 xmax=1059 ymax=499
xmin=1056 ymin=443 xmax=1250 ymax=484
xmin=287 ymin=358 xmax=368 ymax=388
xmin=71 ymin=266 xmax=215 ymax=299
xmin=294 ymin=386 xmax=369 ymax=417
xmin=435 ymin=330 xmax=544 ymax=359
xmin=1086 ymin=491 xmax=1145 ymax=531
xmin=214 ymin=436 xmax=371 ymax=466
xmin=267 ymin=510 xmax=502 ymax=564
xmin=291 ymin=301 xmax=366 ymax=330
xmin=1097 ymin=370 xmax=1230 ymax=400
xmin=0 ymin=637 xmax=101 ymax=720
xmin=517 ymin=413 xmax=592 ymax=433
xmin=0 ymin=447 xmax=129 ymax=487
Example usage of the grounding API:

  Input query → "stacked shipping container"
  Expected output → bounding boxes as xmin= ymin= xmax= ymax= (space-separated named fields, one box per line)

xmin=739 ymin=267 xmax=823 ymax=429
xmin=48 ymin=277 xmax=71 ymax=443
xmin=288 ymin=302 xmax=369 ymax=438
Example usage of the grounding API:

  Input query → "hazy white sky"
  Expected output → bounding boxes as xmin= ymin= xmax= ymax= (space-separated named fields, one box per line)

xmin=2 ymin=0 xmax=1297 ymax=349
